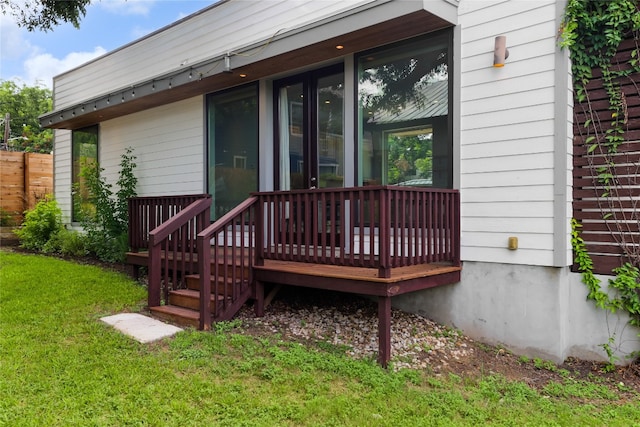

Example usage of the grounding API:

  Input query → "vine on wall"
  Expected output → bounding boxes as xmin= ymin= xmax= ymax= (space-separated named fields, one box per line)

xmin=560 ymin=0 xmax=640 ymax=364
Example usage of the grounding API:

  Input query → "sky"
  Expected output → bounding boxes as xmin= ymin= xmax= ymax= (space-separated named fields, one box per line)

xmin=1 ymin=0 xmax=217 ymax=89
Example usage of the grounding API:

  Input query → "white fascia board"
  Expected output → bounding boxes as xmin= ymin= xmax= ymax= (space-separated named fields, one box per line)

xmin=422 ymin=0 xmax=459 ymax=25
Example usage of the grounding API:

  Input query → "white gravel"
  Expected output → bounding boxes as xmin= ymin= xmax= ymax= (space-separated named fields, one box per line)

xmin=236 ymin=288 xmax=474 ymax=371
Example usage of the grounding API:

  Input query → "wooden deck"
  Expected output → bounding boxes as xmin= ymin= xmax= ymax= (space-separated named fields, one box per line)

xmin=254 ymin=260 xmax=461 ymax=295
xmin=128 ymin=187 xmax=461 ymax=366
xmin=127 ymin=248 xmax=460 ymax=366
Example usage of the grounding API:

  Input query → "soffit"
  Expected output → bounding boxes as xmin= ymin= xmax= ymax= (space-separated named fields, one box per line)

xmin=42 ymin=9 xmax=452 ymax=130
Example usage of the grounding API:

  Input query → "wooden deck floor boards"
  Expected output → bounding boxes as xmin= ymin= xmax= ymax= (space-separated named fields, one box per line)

xmin=258 ymin=260 xmax=461 ymax=283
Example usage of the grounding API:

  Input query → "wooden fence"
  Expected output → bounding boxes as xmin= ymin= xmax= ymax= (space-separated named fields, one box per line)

xmin=572 ymin=37 xmax=640 ymax=274
xmin=0 ymin=151 xmax=53 ymax=225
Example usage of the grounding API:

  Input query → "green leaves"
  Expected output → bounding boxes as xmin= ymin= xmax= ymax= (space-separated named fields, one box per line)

xmin=571 ymin=219 xmax=609 ymax=310
xmin=14 ymin=195 xmax=63 ymax=251
xmin=1 ymin=0 xmax=92 ymax=32
xmin=0 ymin=80 xmax=53 ymax=153
xmin=571 ymin=218 xmax=640 ymax=365
xmin=78 ymin=148 xmax=137 ymax=262
xmin=609 ymin=263 xmax=640 ymax=328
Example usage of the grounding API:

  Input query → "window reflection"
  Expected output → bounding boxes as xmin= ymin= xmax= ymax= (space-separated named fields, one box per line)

xmin=358 ymin=32 xmax=452 ymax=188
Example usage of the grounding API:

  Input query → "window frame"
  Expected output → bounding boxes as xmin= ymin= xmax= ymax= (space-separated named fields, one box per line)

xmin=71 ymin=124 xmax=99 ymax=222
xmin=355 ymin=28 xmax=453 ymax=189
xmin=205 ymin=82 xmax=260 ymax=220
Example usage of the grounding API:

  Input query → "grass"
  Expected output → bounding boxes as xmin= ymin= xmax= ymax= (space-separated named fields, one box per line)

xmin=1 ymin=250 xmax=639 ymax=426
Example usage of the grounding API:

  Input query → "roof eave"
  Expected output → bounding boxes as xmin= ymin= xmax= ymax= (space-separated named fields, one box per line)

xmin=41 ymin=5 xmax=455 ymax=130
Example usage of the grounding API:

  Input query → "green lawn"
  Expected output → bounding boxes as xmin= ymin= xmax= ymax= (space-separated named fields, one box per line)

xmin=1 ymin=250 xmax=638 ymax=426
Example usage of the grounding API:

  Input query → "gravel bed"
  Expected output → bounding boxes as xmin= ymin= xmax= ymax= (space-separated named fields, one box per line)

xmin=236 ymin=287 xmax=473 ymax=371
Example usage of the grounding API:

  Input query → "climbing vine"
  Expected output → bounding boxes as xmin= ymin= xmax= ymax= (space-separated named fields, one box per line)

xmin=560 ymin=0 xmax=640 ymax=364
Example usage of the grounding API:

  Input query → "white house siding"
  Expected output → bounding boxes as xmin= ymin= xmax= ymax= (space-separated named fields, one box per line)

xmin=52 ymin=130 xmax=72 ymax=223
xmin=458 ymin=0 xmax=568 ymax=267
xmin=99 ymin=97 xmax=204 ymax=197
xmin=53 ymin=97 xmax=204 ymax=223
xmin=52 ymin=0 xmax=377 ymax=111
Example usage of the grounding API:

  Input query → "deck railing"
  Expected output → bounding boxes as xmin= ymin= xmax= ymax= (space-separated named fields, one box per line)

xmin=135 ymin=186 xmax=460 ymax=324
xmin=145 ymin=196 xmax=211 ymax=307
xmin=128 ymin=194 xmax=210 ymax=252
xmin=196 ymin=196 xmax=258 ymax=329
xmin=258 ymin=186 xmax=460 ymax=278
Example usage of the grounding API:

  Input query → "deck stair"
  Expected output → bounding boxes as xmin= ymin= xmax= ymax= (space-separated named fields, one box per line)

xmin=148 ymin=259 xmax=251 ymax=328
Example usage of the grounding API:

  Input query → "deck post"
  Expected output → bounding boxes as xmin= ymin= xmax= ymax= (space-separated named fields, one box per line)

xmin=378 ymin=295 xmax=391 ymax=367
xmin=254 ymin=280 xmax=265 ymax=317
xmin=148 ymin=235 xmax=161 ymax=307
xmin=378 ymin=188 xmax=391 ymax=278
xmin=197 ymin=235 xmax=211 ymax=330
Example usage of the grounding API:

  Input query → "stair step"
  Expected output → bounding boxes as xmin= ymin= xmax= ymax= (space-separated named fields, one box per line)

xmin=168 ymin=288 xmax=225 ymax=313
xmin=185 ymin=274 xmax=247 ymax=293
xmin=150 ymin=305 xmax=199 ymax=328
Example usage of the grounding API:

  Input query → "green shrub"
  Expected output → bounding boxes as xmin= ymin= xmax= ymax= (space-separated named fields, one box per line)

xmin=14 ymin=196 xmax=64 ymax=251
xmin=82 ymin=229 xmax=128 ymax=262
xmin=76 ymin=147 xmax=137 ymax=263
xmin=42 ymin=228 xmax=87 ymax=257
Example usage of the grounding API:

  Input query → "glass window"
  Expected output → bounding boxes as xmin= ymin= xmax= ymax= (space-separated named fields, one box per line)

xmin=207 ymin=84 xmax=259 ymax=220
xmin=71 ymin=125 xmax=98 ymax=221
xmin=357 ymin=31 xmax=452 ymax=188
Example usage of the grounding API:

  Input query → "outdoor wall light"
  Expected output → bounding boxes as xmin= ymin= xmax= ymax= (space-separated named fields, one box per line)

xmin=493 ymin=35 xmax=509 ymax=67
xmin=224 ymin=54 xmax=232 ymax=73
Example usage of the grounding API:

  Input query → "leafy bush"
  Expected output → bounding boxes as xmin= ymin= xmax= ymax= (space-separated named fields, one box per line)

xmin=76 ymin=147 xmax=137 ymax=262
xmin=81 ymin=228 xmax=128 ymax=263
xmin=14 ymin=196 xmax=64 ymax=251
xmin=42 ymin=228 xmax=87 ymax=257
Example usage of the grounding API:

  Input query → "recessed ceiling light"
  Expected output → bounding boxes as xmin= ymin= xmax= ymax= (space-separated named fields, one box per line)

xmin=336 ymin=45 xmax=344 ymax=50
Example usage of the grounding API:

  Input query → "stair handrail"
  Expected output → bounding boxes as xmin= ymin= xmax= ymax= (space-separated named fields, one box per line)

xmin=128 ymin=194 xmax=210 ymax=252
xmin=148 ymin=196 xmax=211 ymax=307
xmin=196 ymin=196 xmax=259 ymax=330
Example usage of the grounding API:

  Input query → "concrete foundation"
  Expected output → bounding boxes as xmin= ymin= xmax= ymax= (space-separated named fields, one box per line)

xmin=393 ymin=261 xmax=640 ymax=364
